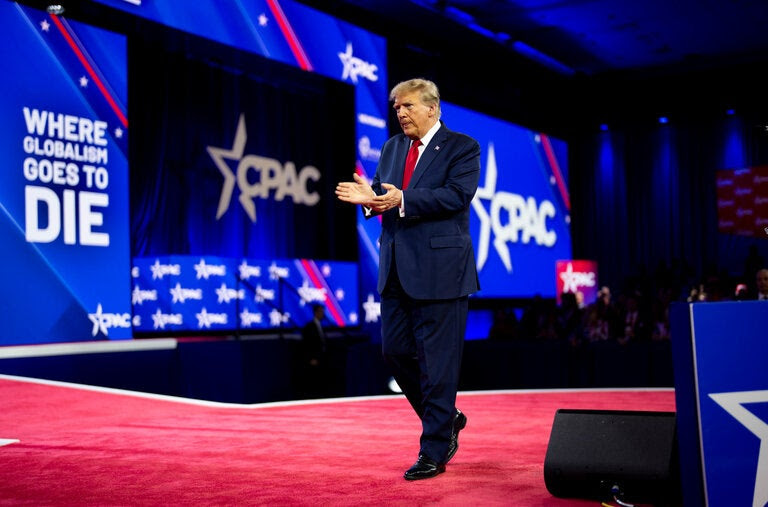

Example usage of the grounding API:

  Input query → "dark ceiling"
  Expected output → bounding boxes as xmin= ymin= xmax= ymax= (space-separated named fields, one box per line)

xmin=296 ymin=0 xmax=768 ymax=77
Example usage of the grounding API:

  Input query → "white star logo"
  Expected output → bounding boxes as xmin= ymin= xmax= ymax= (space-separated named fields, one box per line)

xmin=559 ymin=262 xmax=580 ymax=293
xmin=79 ymin=76 xmax=88 ymax=87
xmin=170 ymin=283 xmax=185 ymax=303
xmin=88 ymin=304 xmax=108 ymax=336
xmin=196 ymin=308 xmax=213 ymax=329
xmin=362 ymin=293 xmax=380 ymax=323
xmin=152 ymin=308 xmax=167 ymax=329
xmin=114 ymin=127 xmax=123 ymax=139
xmin=207 ymin=113 xmax=247 ymax=220
xmin=258 ymin=13 xmax=268 ymax=26
xmin=269 ymin=309 xmax=289 ymax=327
xmin=709 ymin=390 xmax=768 ymax=507
xmin=471 ymin=143 xmax=513 ymax=272
xmin=150 ymin=259 xmax=162 ymax=279
xmin=338 ymin=42 xmax=357 ymax=82
xmin=40 ymin=19 xmax=50 ymax=31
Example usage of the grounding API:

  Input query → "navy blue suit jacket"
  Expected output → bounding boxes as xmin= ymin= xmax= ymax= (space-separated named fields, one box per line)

xmin=370 ymin=122 xmax=481 ymax=300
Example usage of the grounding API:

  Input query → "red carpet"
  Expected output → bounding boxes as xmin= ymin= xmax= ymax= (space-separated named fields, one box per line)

xmin=0 ymin=374 xmax=675 ymax=506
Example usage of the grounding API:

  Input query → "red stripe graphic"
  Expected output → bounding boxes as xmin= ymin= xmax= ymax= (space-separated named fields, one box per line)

xmin=50 ymin=14 xmax=128 ymax=127
xmin=540 ymin=134 xmax=570 ymax=211
xmin=266 ymin=0 xmax=313 ymax=71
xmin=300 ymin=259 xmax=344 ymax=326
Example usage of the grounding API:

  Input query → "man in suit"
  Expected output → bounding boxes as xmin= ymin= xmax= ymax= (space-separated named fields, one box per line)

xmin=755 ymin=268 xmax=768 ymax=300
xmin=298 ymin=303 xmax=328 ymax=398
xmin=336 ymin=78 xmax=480 ymax=480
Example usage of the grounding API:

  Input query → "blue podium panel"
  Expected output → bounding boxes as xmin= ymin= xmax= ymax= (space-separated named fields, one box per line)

xmin=674 ymin=301 xmax=768 ymax=507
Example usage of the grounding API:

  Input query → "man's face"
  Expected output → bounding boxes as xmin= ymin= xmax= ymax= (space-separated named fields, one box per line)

xmin=393 ymin=90 xmax=436 ymax=140
xmin=757 ymin=270 xmax=768 ymax=294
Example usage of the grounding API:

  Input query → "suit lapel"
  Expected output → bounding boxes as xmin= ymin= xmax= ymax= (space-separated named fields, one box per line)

xmin=408 ymin=124 xmax=448 ymax=188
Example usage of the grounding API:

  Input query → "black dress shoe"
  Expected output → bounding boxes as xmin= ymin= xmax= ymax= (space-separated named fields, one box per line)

xmin=404 ymin=455 xmax=445 ymax=480
xmin=445 ymin=409 xmax=467 ymax=463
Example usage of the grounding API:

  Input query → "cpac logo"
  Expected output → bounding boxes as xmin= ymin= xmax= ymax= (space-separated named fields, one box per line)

xmin=253 ymin=284 xmax=276 ymax=303
xmin=88 ymin=304 xmax=131 ymax=337
xmin=269 ymin=262 xmax=290 ymax=280
xmin=132 ymin=285 xmax=157 ymax=305
xmin=196 ymin=308 xmax=228 ymax=329
xmin=216 ymin=283 xmax=245 ymax=303
xmin=559 ymin=263 xmax=596 ymax=293
xmin=238 ymin=260 xmax=261 ymax=280
xmin=152 ymin=309 xmax=183 ymax=330
xmin=170 ymin=283 xmax=203 ymax=304
xmin=240 ymin=308 xmax=263 ymax=327
xmin=472 ymin=143 xmax=557 ymax=273
xmin=298 ymin=280 xmax=327 ymax=305
xmin=150 ymin=259 xmax=180 ymax=280
xmin=207 ymin=114 xmax=321 ymax=222
xmin=194 ymin=258 xmax=226 ymax=280
xmin=269 ymin=308 xmax=291 ymax=327
xmin=338 ymin=42 xmax=378 ymax=84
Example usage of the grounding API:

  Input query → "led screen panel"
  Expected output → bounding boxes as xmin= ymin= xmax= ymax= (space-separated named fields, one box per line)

xmin=132 ymin=256 xmax=359 ymax=333
xmin=441 ymin=102 xmax=572 ymax=298
xmin=0 ymin=3 xmax=130 ymax=345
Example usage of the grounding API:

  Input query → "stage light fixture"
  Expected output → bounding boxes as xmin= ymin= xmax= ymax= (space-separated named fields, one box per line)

xmin=726 ymin=109 xmax=735 ymax=115
xmin=658 ymin=116 xmax=669 ymax=124
xmin=46 ymin=4 xmax=65 ymax=15
xmin=599 ymin=124 xmax=609 ymax=132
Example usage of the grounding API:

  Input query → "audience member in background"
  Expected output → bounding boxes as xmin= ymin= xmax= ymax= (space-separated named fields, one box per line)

xmin=582 ymin=286 xmax=619 ymax=342
xmin=650 ymin=287 xmax=672 ymax=341
xmin=687 ymin=283 xmax=707 ymax=302
xmin=488 ymin=307 xmax=519 ymax=340
xmin=755 ymin=268 xmax=768 ymax=300
xmin=734 ymin=283 xmax=750 ymax=301
xmin=520 ymin=295 xmax=547 ymax=339
xmin=743 ymin=244 xmax=765 ymax=288
xmin=298 ymin=303 xmax=328 ymax=398
xmin=617 ymin=291 xmax=649 ymax=345
xmin=556 ymin=292 xmax=583 ymax=346
xmin=534 ymin=300 xmax=560 ymax=341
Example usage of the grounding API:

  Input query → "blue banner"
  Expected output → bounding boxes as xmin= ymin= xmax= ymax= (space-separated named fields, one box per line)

xmin=0 ymin=3 xmax=130 ymax=344
xmin=441 ymin=102 xmax=572 ymax=298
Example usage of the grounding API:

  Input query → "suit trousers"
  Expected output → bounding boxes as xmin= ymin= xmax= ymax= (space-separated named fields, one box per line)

xmin=380 ymin=257 xmax=468 ymax=463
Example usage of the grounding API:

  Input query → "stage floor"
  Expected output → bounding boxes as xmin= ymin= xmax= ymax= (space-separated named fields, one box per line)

xmin=0 ymin=374 xmax=675 ymax=505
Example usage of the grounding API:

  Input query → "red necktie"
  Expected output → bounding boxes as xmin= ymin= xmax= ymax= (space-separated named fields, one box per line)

xmin=402 ymin=139 xmax=421 ymax=189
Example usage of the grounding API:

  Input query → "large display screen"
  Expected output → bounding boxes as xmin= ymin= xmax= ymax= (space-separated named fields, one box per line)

xmin=440 ymin=102 xmax=572 ymax=298
xmin=0 ymin=2 xmax=131 ymax=345
xmin=132 ymin=256 xmax=359 ymax=334
xmin=95 ymin=0 xmax=389 ymax=337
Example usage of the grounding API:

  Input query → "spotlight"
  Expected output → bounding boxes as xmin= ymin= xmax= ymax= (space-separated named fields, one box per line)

xmin=599 ymin=124 xmax=609 ymax=132
xmin=658 ymin=116 xmax=669 ymax=124
xmin=46 ymin=4 xmax=65 ymax=15
xmin=726 ymin=109 xmax=735 ymax=116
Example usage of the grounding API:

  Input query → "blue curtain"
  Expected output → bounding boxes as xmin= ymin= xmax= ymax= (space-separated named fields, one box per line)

xmin=571 ymin=113 xmax=768 ymax=298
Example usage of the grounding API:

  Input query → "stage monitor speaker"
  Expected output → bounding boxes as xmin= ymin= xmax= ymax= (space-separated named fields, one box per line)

xmin=544 ymin=409 xmax=681 ymax=505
